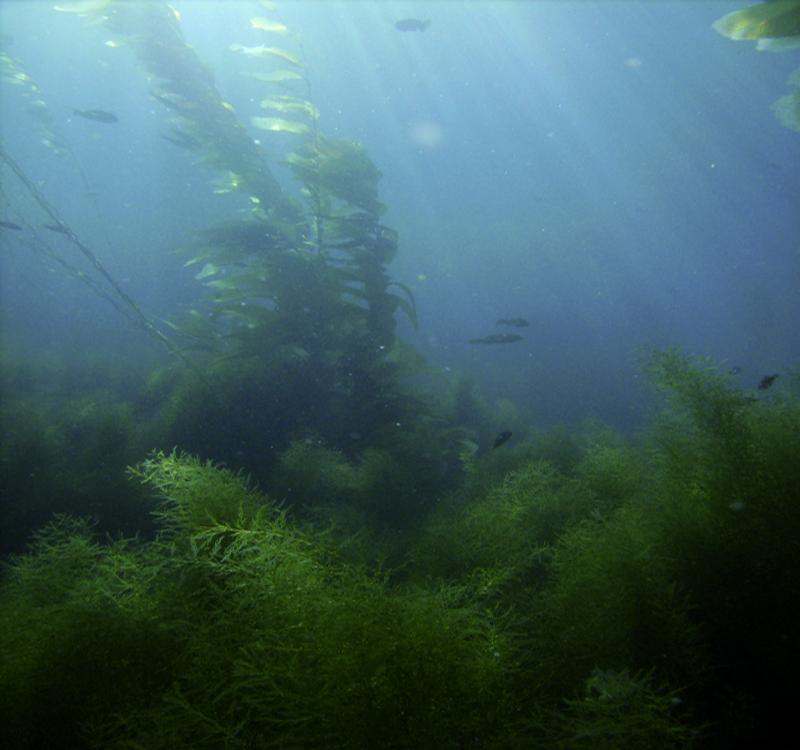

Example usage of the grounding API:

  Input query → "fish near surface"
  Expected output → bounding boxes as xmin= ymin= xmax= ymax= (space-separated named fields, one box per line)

xmin=394 ymin=18 xmax=430 ymax=32
xmin=73 ymin=108 xmax=118 ymax=123
xmin=468 ymin=333 xmax=523 ymax=345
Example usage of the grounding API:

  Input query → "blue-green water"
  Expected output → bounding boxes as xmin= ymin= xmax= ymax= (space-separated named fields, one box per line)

xmin=2 ymin=1 xmax=797 ymax=427
xmin=1 ymin=3 xmax=799 ymax=748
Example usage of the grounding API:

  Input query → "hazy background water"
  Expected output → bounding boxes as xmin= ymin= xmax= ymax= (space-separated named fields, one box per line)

xmin=2 ymin=0 xmax=798 ymax=431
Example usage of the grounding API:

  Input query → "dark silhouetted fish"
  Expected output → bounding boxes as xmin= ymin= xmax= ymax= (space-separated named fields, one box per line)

xmin=394 ymin=18 xmax=430 ymax=32
xmin=42 ymin=223 xmax=69 ymax=235
xmin=468 ymin=333 xmax=523 ymax=344
xmin=496 ymin=318 xmax=530 ymax=328
xmin=0 ymin=220 xmax=22 ymax=231
xmin=728 ymin=365 xmax=742 ymax=376
xmin=73 ymin=108 xmax=118 ymax=123
xmin=758 ymin=373 xmax=779 ymax=390
xmin=492 ymin=430 xmax=512 ymax=449
xmin=162 ymin=130 xmax=202 ymax=150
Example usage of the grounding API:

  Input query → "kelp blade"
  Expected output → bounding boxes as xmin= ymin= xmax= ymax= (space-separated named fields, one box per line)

xmin=713 ymin=1 xmax=800 ymax=40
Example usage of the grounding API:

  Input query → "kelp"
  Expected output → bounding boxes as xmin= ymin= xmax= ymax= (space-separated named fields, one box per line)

xmin=66 ymin=0 xmax=301 ymax=224
xmin=250 ymin=17 xmax=289 ymax=34
xmin=54 ymin=1 xmax=421 ymax=449
xmin=714 ymin=1 xmax=800 ymax=132
xmin=773 ymin=68 xmax=800 ymax=131
xmin=251 ymin=115 xmax=311 ymax=135
xmin=0 ymin=148 xmax=192 ymax=369
xmin=0 ymin=50 xmax=67 ymax=157
xmin=713 ymin=0 xmax=800 ymax=40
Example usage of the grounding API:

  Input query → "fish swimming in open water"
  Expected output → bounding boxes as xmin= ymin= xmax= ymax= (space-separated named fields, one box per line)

xmin=73 ymin=108 xmax=118 ymax=123
xmin=496 ymin=318 xmax=529 ymax=328
xmin=42 ymin=223 xmax=69 ymax=235
xmin=468 ymin=333 xmax=523 ymax=345
xmin=394 ymin=18 xmax=430 ymax=32
xmin=0 ymin=220 xmax=22 ymax=231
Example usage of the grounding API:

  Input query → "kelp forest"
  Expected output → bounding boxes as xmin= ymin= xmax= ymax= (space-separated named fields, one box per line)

xmin=1 ymin=2 xmax=799 ymax=748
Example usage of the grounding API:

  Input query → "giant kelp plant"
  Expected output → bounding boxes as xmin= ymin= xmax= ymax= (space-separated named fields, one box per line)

xmin=38 ymin=1 xmax=441 ymax=504
xmin=0 ymin=0 xmax=463 ymax=552
xmin=95 ymin=0 xmax=415 ymax=373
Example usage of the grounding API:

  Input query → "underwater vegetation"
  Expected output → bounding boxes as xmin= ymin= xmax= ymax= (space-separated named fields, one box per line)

xmin=713 ymin=1 xmax=800 ymax=42
xmin=2 ymin=3 xmax=799 ymax=748
xmin=0 ymin=345 xmax=161 ymax=554
xmin=714 ymin=0 xmax=800 ymax=132
xmin=2 ymin=351 xmax=799 ymax=748
xmin=0 ymin=49 xmax=67 ymax=157
xmin=0 ymin=451 xmax=509 ymax=750
xmin=71 ymin=1 xmax=424 ymax=471
xmin=0 ymin=0 xmax=446 ymax=516
xmin=2 ymin=0 xmax=498 ymax=550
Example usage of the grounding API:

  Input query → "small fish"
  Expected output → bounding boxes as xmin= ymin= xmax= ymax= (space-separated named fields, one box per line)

xmin=468 ymin=333 xmax=523 ymax=345
xmin=162 ymin=130 xmax=201 ymax=150
xmin=492 ymin=430 xmax=512 ymax=449
xmin=394 ymin=18 xmax=430 ymax=32
xmin=728 ymin=365 xmax=742 ymax=376
xmin=496 ymin=318 xmax=530 ymax=328
xmin=42 ymin=223 xmax=69 ymax=235
xmin=73 ymin=108 xmax=118 ymax=123
xmin=0 ymin=220 xmax=22 ymax=230
xmin=758 ymin=373 xmax=779 ymax=390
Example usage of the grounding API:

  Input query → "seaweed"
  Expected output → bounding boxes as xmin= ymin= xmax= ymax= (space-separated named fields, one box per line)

xmin=713 ymin=1 xmax=800 ymax=132
xmin=0 ymin=451 xmax=510 ymax=749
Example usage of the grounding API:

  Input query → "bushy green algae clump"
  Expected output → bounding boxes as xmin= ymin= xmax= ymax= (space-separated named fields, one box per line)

xmin=406 ymin=349 xmax=800 ymax=747
xmin=0 ymin=451 xmax=508 ymax=749
xmin=2 ymin=350 xmax=800 ymax=748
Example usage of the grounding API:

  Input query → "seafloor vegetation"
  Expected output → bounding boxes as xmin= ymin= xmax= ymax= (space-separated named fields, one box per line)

xmin=2 ymin=1 xmax=800 ymax=747
xmin=1 ymin=348 xmax=799 ymax=749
